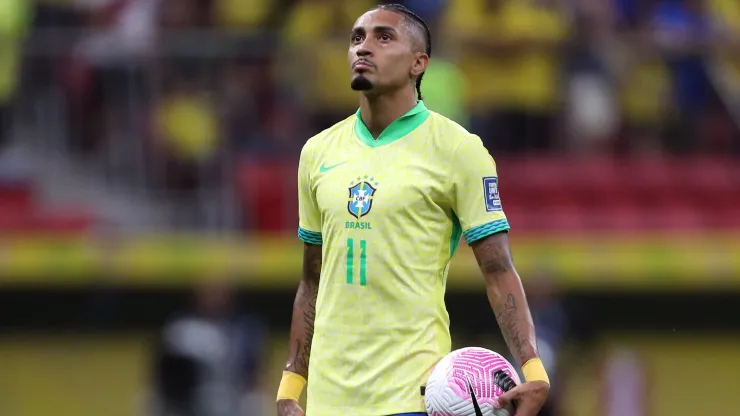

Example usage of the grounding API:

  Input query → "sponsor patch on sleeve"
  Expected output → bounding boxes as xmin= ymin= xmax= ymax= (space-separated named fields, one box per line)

xmin=483 ymin=177 xmax=502 ymax=212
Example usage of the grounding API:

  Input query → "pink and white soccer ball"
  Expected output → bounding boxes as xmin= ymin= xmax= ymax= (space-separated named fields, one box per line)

xmin=425 ymin=347 xmax=520 ymax=416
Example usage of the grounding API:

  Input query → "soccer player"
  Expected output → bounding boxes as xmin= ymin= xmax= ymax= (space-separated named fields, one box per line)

xmin=276 ymin=4 xmax=550 ymax=416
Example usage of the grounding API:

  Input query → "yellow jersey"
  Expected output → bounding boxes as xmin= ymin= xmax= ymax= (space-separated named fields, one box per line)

xmin=444 ymin=0 xmax=569 ymax=112
xmin=297 ymin=101 xmax=510 ymax=415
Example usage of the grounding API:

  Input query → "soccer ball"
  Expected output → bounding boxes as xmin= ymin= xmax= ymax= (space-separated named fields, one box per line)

xmin=425 ymin=347 xmax=520 ymax=416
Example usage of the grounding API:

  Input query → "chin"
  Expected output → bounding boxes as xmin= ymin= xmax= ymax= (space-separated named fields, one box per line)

xmin=351 ymin=74 xmax=374 ymax=91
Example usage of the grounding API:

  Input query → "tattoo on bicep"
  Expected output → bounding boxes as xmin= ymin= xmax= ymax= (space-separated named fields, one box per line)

xmin=473 ymin=233 xmax=514 ymax=277
xmin=304 ymin=244 xmax=323 ymax=286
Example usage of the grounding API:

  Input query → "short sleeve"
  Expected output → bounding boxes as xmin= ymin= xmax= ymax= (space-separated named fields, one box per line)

xmin=450 ymin=136 xmax=510 ymax=245
xmin=297 ymin=143 xmax=323 ymax=245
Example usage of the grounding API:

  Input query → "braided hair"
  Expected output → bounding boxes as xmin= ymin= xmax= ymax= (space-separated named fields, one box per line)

xmin=374 ymin=4 xmax=432 ymax=101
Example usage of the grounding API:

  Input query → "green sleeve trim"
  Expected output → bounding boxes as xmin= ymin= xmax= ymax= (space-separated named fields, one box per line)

xmin=464 ymin=219 xmax=510 ymax=245
xmin=298 ymin=227 xmax=323 ymax=245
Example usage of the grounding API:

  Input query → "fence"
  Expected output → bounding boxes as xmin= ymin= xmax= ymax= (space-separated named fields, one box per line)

xmin=9 ymin=29 xmax=290 ymax=232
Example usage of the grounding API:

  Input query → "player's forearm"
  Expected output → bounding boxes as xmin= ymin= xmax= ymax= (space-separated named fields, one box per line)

xmin=485 ymin=271 xmax=538 ymax=366
xmin=471 ymin=233 xmax=539 ymax=366
xmin=285 ymin=280 xmax=318 ymax=378
xmin=284 ymin=243 xmax=322 ymax=379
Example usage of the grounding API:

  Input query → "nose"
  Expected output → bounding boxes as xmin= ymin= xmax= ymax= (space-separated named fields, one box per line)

xmin=355 ymin=42 xmax=372 ymax=58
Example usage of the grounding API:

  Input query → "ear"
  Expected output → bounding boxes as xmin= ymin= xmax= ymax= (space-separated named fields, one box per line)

xmin=410 ymin=52 xmax=429 ymax=78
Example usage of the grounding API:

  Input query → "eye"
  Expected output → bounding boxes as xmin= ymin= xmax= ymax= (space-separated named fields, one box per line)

xmin=351 ymin=34 xmax=364 ymax=44
xmin=379 ymin=33 xmax=392 ymax=41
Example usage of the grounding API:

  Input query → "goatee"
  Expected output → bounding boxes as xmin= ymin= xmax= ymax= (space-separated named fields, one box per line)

xmin=351 ymin=75 xmax=373 ymax=91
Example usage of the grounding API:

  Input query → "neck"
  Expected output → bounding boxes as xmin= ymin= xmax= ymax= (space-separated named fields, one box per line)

xmin=359 ymin=89 xmax=417 ymax=139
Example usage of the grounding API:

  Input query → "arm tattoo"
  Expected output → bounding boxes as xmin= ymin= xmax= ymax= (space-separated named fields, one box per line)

xmin=494 ymin=293 xmax=529 ymax=363
xmin=472 ymin=233 xmax=538 ymax=366
xmin=277 ymin=399 xmax=302 ymax=415
xmin=292 ymin=285 xmax=317 ymax=376
xmin=286 ymin=244 xmax=321 ymax=379
xmin=473 ymin=232 xmax=514 ymax=276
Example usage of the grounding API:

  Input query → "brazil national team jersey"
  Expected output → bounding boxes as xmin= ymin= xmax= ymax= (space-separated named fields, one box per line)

xmin=297 ymin=101 xmax=510 ymax=416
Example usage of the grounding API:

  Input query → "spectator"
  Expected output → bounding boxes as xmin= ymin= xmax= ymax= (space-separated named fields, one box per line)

xmin=152 ymin=72 xmax=220 ymax=227
xmin=159 ymin=0 xmax=211 ymax=28
xmin=0 ymin=0 xmax=30 ymax=149
xmin=444 ymin=0 xmax=572 ymax=154
xmin=704 ymin=0 xmax=740 ymax=154
xmin=523 ymin=274 xmax=568 ymax=416
xmin=405 ymin=0 xmax=471 ymax=128
xmin=422 ymin=59 xmax=471 ymax=128
xmin=212 ymin=0 xmax=274 ymax=31
xmin=152 ymin=281 xmax=268 ymax=416
xmin=219 ymin=59 xmax=265 ymax=155
xmin=404 ymin=0 xmax=447 ymax=22
xmin=650 ymin=0 xmax=716 ymax=154
xmin=64 ymin=0 xmax=159 ymax=155
xmin=278 ymin=0 xmax=374 ymax=133
xmin=610 ymin=0 xmax=671 ymax=154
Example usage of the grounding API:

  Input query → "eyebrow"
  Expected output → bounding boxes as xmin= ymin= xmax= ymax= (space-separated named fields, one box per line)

xmin=351 ymin=25 xmax=399 ymax=35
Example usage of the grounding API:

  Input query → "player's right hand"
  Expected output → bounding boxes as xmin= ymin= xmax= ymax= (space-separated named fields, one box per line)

xmin=277 ymin=399 xmax=305 ymax=416
xmin=495 ymin=380 xmax=550 ymax=416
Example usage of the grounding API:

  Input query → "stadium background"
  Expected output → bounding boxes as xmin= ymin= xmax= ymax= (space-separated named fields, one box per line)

xmin=1 ymin=0 xmax=740 ymax=415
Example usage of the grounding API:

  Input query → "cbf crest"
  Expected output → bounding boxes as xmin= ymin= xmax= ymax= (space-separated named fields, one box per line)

xmin=347 ymin=176 xmax=379 ymax=219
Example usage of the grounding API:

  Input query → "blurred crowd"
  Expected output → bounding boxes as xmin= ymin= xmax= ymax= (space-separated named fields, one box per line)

xmin=0 ymin=4 xmax=737 ymax=416
xmin=2 ymin=0 xmax=740 ymax=228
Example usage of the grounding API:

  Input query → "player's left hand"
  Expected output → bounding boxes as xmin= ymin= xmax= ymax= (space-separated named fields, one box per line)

xmin=494 ymin=380 xmax=550 ymax=416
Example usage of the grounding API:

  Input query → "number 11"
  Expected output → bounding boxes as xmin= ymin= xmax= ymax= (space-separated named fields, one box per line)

xmin=346 ymin=238 xmax=367 ymax=285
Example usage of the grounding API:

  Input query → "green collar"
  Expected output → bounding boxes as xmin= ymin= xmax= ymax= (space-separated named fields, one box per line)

xmin=354 ymin=101 xmax=430 ymax=148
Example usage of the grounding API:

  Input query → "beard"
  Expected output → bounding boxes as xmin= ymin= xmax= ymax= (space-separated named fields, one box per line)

xmin=351 ymin=74 xmax=374 ymax=91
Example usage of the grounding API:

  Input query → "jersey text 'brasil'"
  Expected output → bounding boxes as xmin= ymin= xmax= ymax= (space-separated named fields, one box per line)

xmin=297 ymin=101 xmax=509 ymax=416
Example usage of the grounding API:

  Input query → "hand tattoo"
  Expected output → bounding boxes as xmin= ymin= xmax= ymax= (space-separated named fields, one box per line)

xmin=277 ymin=399 xmax=302 ymax=416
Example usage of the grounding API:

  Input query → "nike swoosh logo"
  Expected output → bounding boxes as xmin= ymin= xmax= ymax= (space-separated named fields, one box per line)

xmin=465 ymin=375 xmax=484 ymax=416
xmin=319 ymin=161 xmax=347 ymax=173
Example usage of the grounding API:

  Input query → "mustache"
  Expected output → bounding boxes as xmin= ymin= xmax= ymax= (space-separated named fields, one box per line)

xmin=352 ymin=59 xmax=376 ymax=68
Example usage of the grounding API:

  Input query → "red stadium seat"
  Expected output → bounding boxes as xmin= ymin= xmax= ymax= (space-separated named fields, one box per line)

xmin=708 ymin=207 xmax=740 ymax=229
xmin=569 ymin=157 xmax=620 ymax=189
xmin=677 ymin=158 xmax=738 ymax=212
xmin=591 ymin=206 xmax=646 ymax=232
xmin=621 ymin=158 xmax=677 ymax=207
xmin=0 ymin=182 xmax=33 ymax=213
xmin=497 ymin=156 xmax=740 ymax=233
xmin=0 ymin=211 xmax=94 ymax=234
xmin=527 ymin=204 xmax=587 ymax=233
xmin=502 ymin=203 xmax=532 ymax=232
xmin=504 ymin=157 xmax=567 ymax=196
xmin=236 ymin=159 xmax=296 ymax=233
xmin=37 ymin=212 xmax=95 ymax=233
xmin=642 ymin=207 xmax=705 ymax=231
xmin=0 ymin=181 xmax=94 ymax=235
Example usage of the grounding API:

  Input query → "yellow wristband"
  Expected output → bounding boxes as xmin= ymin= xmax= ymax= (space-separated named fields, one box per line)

xmin=277 ymin=371 xmax=307 ymax=402
xmin=522 ymin=358 xmax=550 ymax=385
